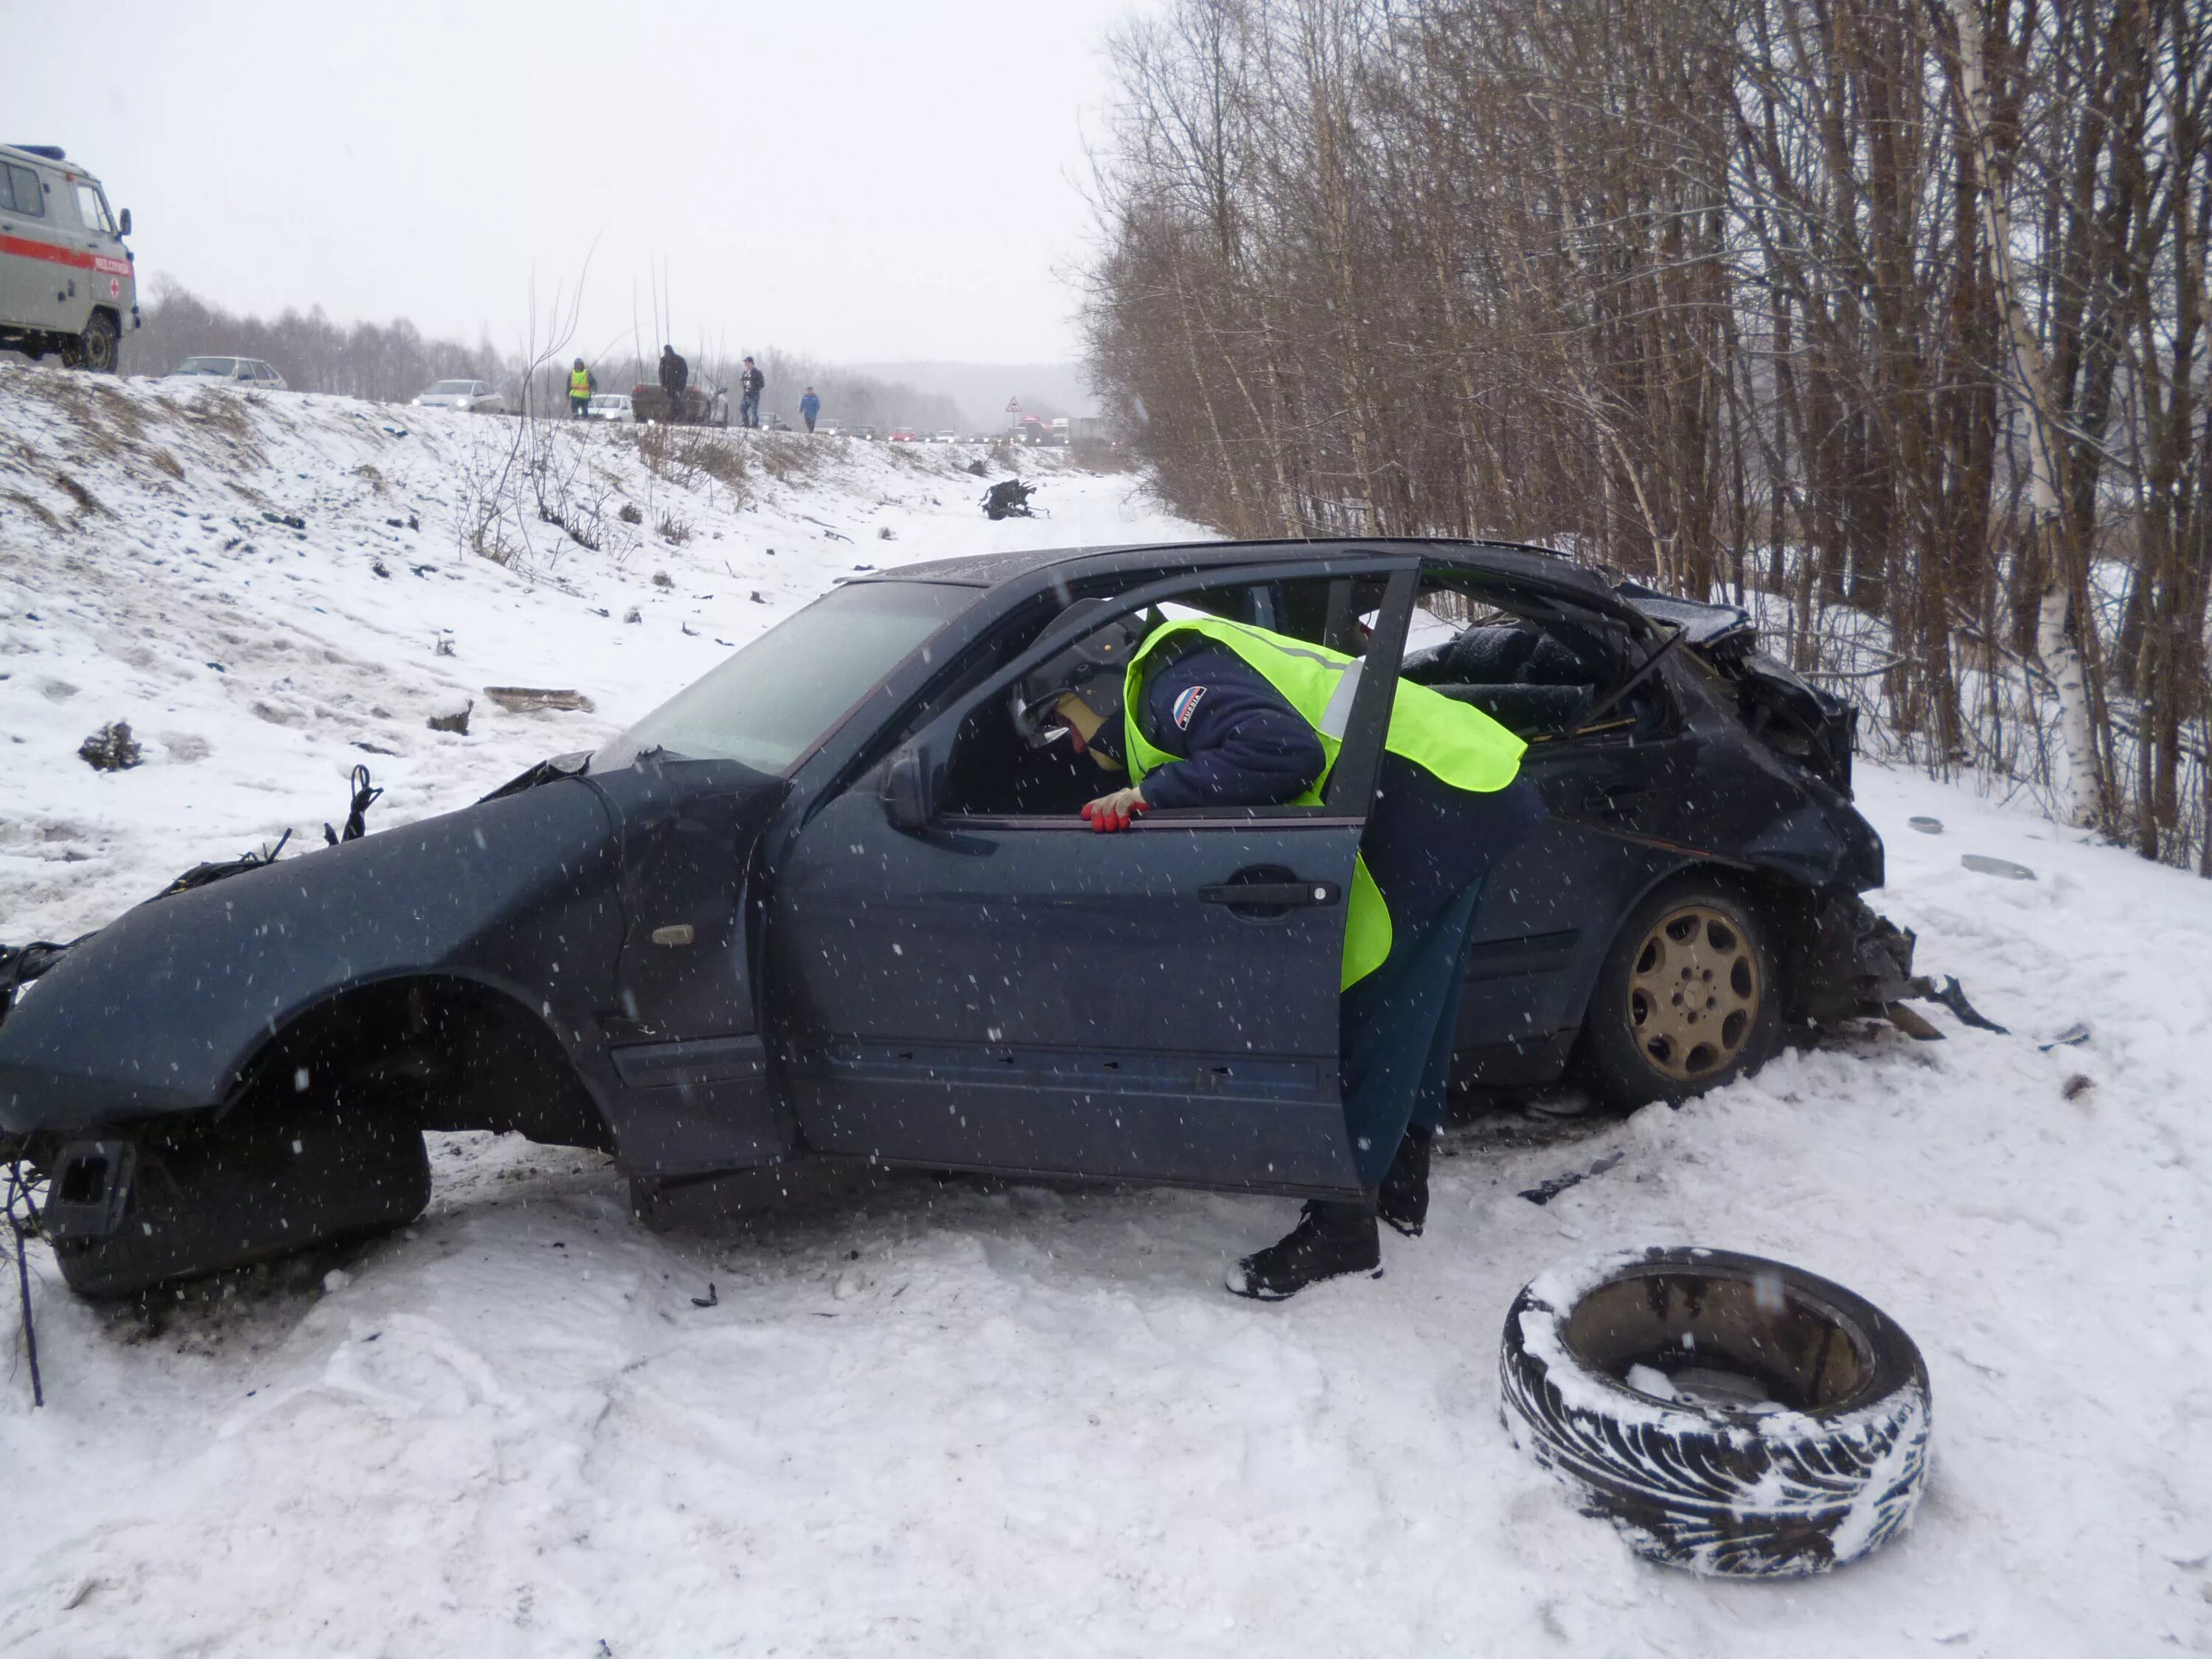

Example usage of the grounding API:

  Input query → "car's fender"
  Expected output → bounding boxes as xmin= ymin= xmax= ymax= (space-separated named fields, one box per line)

xmin=0 ymin=779 xmax=624 ymax=1137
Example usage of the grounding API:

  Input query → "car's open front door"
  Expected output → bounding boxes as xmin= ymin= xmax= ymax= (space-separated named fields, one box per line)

xmin=766 ymin=566 xmax=1418 ymax=1197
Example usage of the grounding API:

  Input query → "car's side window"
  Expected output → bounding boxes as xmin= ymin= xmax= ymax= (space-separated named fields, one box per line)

xmin=72 ymin=183 xmax=114 ymax=234
xmin=932 ymin=574 xmax=1387 ymax=821
xmin=4 ymin=165 xmax=45 ymax=218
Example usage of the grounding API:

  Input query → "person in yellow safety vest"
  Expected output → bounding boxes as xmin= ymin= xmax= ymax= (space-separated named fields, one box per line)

xmin=1015 ymin=599 xmax=1548 ymax=1298
xmin=568 ymin=358 xmax=594 ymax=420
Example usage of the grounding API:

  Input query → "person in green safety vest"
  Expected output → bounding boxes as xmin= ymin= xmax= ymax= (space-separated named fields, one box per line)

xmin=1016 ymin=599 xmax=1548 ymax=1298
xmin=568 ymin=358 xmax=594 ymax=420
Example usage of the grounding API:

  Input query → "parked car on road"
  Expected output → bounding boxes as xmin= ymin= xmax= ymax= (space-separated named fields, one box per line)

xmin=631 ymin=384 xmax=730 ymax=427
xmin=412 ymin=379 xmax=505 ymax=414
xmin=933 ymin=430 xmax=959 ymax=444
xmin=586 ymin=393 xmax=636 ymax=424
xmin=888 ymin=428 xmax=918 ymax=442
xmin=0 ymin=537 xmax=1912 ymax=1300
xmin=0 ymin=143 xmax=135 ymax=373
xmin=164 ymin=355 xmax=285 ymax=391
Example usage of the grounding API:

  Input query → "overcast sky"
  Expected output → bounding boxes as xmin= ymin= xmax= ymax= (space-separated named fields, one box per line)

xmin=15 ymin=0 xmax=1150 ymax=366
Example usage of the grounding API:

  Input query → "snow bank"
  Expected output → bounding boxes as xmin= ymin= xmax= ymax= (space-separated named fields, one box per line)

xmin=1 ymin=367 xmax=2208 ymax=1655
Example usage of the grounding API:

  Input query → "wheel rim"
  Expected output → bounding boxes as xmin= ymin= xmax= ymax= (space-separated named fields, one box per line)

xmin=1626 ymin=903 xmax=1759 ymax=1082
xmin=82 ymin=324 xmax=116 ymax=372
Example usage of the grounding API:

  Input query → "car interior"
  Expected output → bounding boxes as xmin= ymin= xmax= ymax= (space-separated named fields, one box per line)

xmin=931 ymin=566 xmax=1656 ymax=821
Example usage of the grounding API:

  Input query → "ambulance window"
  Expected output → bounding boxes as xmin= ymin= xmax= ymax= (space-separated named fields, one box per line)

xmin=4 ymin=166 xmax=44 ymax=218
xmin=74 ymin=184 xmax=115 ymax=234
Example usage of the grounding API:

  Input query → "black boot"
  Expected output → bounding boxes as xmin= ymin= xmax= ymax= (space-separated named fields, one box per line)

xmin=1377 ymin=1126 xmax=1433 ymax=1238
xmin=1225 ymin=1201 xmax=1381 ymax=1301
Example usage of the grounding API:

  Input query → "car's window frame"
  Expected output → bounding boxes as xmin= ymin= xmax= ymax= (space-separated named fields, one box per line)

xmin=1411 ymin=563 xmax=1669 ymax=749
xmin=72 ymin=181 xmax=114 ymax=234
xmin=891 ymin=554 xmax=1423 ymax=832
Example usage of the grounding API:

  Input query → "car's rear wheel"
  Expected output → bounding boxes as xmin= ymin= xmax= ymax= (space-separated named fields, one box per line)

xmin=1578 ymin=876 xmax=1781 ymax=1107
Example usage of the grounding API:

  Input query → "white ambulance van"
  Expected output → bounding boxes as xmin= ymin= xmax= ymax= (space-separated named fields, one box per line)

xmin=0 ymin=144 xmax=135 ymax=372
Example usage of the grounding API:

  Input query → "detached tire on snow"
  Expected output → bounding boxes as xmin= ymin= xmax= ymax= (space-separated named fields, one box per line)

xmin=1500 ymin=1247 xmax=1931 ymax=1576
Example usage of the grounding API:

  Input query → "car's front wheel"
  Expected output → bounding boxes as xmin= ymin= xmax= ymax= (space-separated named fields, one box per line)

xmin=63 ymin=312 xmax=120 ymax=374
xmin=1577 ymin=876 xmax=1782 ymax=1107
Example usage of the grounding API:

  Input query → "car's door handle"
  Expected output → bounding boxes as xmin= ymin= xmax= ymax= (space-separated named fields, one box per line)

xmin=1197 ymin=880 xmax=1341 ymax=907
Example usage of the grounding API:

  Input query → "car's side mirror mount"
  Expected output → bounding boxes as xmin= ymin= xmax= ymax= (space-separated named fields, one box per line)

xmin=880 ymin=745 xmax=934 ymax=832
xmin=118 ymin=207 xmax=131 ymax=237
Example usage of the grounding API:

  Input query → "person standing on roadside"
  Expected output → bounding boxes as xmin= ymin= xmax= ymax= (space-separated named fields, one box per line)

xmin=739 ymin=357 xmax=766 ymax=428
xmin=568 ymin=358 xmax=594 ymax=419
xmin=658 ymin=344 xmax=689 ymax=423
xmin=799 ymin=386 xmax=821 ymax=433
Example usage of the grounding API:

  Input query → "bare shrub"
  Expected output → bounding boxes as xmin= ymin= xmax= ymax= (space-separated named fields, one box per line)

xmin=752 ymin=432 xmax=823 ymax=484
xmin=53 ymin=474 xmax=114 ymax=520
xmin=632 ymin=425 xmax=752 ymax=506
xmin=2 ymin=490 xmax=64 ymax=533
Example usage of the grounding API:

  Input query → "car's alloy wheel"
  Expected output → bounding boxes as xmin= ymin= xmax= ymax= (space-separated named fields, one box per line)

xmin=1500 ymin=1247 xmax=1933 ymax=1576
xmin=1579 ymin=877 xmax=1781 ymax=1107
xmin=1628 ymin=903 xmax=1759 ymax=1081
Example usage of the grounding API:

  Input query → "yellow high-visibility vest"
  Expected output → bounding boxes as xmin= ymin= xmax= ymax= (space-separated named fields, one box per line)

xmin=1122 ymin=616 xmax=1526 ymax=987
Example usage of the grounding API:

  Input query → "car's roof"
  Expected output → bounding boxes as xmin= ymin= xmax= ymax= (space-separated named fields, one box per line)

xmin=0 ymin=144 xmax=90 ymax=178
xmin=858 ymin=536 xmax=1618 ymax=600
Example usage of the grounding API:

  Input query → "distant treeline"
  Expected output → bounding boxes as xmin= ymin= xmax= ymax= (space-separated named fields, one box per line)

xmin=117 ymin=279 xmax=967 ymax=432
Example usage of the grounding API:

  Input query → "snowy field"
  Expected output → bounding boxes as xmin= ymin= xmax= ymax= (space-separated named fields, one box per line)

xmin=1 ymin=368 xmax=2208 ymax=1656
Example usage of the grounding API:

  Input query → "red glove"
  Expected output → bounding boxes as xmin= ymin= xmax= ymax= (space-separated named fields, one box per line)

xmin=1081 ymin=792 xmax=1148 ymax=832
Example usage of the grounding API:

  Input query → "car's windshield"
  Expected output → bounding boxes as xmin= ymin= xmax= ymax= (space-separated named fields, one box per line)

xmin=597 ymin=580 xmax=976 ymax=773
xmin=590 ymin=394 xmax=626 ymax=408
xmin=174 ymin=357 xmax=237 ymax=375
xmin=427 ymin=380 xmax=474 ymax=394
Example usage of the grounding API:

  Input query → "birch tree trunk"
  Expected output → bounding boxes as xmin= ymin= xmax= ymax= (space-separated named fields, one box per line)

xmin=1949 ymin=0 xmax=2104 ymax=828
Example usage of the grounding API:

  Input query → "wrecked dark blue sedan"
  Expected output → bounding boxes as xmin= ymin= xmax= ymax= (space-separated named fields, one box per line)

xmin=1 ymin=540 xmax=1910 ymax=1296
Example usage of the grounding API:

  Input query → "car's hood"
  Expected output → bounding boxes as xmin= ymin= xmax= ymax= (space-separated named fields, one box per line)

xmin=0 ymin=779 xmax=623 ymax=1136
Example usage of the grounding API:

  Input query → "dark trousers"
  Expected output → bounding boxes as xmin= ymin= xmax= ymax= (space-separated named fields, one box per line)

xmin=569 ymin=395 xmax=589 ymax=419
xmin=804 ymin=414 xmax=817 ymax=432
xmin=740 ymin=392 xmax=761 ymax=428
xmin=1338 ymin=877 xmax=1486 ymax=1186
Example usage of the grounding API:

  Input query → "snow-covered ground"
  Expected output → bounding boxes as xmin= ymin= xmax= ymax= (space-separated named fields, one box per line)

xmin=2 ymin=368 xmax=2208 ymax=1657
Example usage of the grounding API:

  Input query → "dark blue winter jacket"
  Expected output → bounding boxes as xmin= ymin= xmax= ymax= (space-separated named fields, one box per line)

xmin=799 ymin=393 xmax=821 ymax=420
xmin=1135 ymin=643 xmax=1548 ymax=931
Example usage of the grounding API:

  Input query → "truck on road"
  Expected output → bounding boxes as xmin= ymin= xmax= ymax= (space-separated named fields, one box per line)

xmin=0 ymin=145 xmax=135 ymax=372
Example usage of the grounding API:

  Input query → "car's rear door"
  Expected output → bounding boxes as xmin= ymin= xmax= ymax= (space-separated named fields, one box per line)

xmin=768 ymin=563 xmax=1420 ymax=1197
